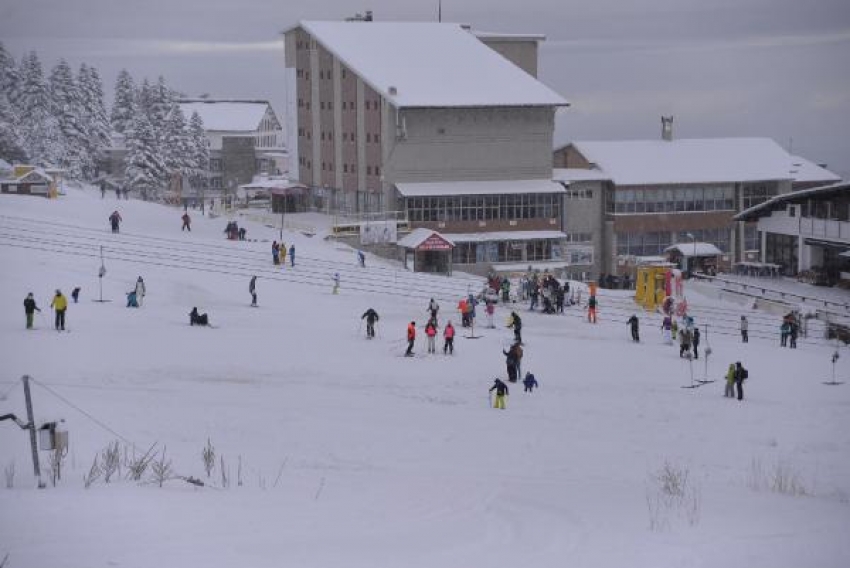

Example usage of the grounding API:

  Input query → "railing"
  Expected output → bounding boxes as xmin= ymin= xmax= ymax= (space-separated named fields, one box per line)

xmin=693 ymin=273 xmax=850 ymax=314
xmin=799 ymin=217 xmax=850 ymax=241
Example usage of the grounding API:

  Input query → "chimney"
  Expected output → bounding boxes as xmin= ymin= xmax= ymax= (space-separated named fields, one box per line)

xmin=365 ymin=10 xmax=373 ymax=21
xmin=661 ymin=116 xmax=674 ymax=141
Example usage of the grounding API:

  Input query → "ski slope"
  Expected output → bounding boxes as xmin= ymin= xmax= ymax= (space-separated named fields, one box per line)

xmin=1 ymin=186 xmax=849 ymax=568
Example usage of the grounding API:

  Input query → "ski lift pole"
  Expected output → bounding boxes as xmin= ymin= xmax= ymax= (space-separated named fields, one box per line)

xmin=22 ymin=375 xmax=45 ymax=489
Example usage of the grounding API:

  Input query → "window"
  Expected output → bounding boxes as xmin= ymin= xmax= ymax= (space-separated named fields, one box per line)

xmin=344 ymin=164 xmax=348 ymax=173
xmin=366 ymin=166 xmax=373 ymax=175
xmin=375 ymin=133 xmax=380 ymax=143
xmin=366 ymin=133 xmax=371 ymax=143
xmin=375 ymin=166 xmax=380 ymax=176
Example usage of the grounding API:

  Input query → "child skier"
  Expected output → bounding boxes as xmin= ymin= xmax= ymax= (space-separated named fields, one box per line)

xmin=181 ymin=212 xmax=191 ymax=231
xmin=71 ymin=287 xmax=81 ymax=303
xmin=490 ymin=378 xmax=509 ymax=409
xmin=523 ymin=372 xmax=538 ymax=393
xmin=332 ymin=272 xmax=340 ymax=294
xmin=126 ymin=290 xmax=139 ymax=308
xmin=289 ymin=244 xmax=295 ymax=267
xmin=443 ymin=321 xmax=455 ymax=354
xmin=272 ymin=241 xmax=280 ymax=265
xmin=740 ymin=315 xmax=748 ymax=343
xmin=425 ymin=320 xmax=438 ymax=354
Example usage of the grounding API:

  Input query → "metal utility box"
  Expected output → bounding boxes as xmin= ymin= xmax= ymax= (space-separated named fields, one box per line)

xmin=38 ymin=422 xmax=67 ymax=451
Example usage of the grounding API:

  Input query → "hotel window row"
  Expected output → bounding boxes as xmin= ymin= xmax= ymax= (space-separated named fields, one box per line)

xmin=608 ymin=186 xmax=736 ymax=214
xmin=405 ymin=194 xmax=561 ymax=223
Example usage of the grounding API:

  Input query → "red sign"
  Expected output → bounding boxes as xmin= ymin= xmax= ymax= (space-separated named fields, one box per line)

xmin=418 ymin=234 xmax=453 ymax=251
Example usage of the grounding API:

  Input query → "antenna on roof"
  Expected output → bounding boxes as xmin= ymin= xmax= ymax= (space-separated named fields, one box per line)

xmin=438 ymin=0 xmax=442 ymax=22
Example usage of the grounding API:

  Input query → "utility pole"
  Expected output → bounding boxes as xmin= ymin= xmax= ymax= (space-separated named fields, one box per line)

xmin=22 ymin=375 xmax=45 ymax=488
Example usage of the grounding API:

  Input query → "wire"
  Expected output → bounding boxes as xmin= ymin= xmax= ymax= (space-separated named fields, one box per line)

xmin=30 ymin=378 xmax=138 ymax=450
xmin=0 ymin=381 xmax=19 ymax=400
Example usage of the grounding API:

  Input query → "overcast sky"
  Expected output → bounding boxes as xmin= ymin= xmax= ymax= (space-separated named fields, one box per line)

xmin=2 ymin=0 xmax=849 ymax=177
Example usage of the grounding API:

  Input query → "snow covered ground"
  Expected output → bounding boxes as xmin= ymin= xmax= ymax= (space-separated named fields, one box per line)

xmin=1 ymin=186 xmax=849 ymax=568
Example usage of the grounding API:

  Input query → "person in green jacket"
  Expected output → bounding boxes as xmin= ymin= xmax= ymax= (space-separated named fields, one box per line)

xmin=724 ymin=363 xmax=736 ymax=398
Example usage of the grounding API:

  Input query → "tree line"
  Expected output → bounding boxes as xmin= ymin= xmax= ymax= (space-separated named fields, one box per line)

xmin=0 ymin=42 xmax=209 ymax=194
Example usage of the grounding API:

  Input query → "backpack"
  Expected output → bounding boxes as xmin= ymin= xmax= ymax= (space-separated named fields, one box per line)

xmin=741 ymin=368 xmax=749 ymax=380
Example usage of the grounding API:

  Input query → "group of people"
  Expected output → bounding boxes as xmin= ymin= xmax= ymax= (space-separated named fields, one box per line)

xmin=724 ymin=361 xmax=749 ymax=400
xmin=271 ymin=241 xmax=295 ymax=267
xmin=402 ymin=317 xmax=457 ymax=357
xmin=224 ymin=221 xmax=246 ymax=241
xmin=23 ymin=289 xmax=73 ymax=331
xmin=780 ymin=313 xmax=800 ymax=348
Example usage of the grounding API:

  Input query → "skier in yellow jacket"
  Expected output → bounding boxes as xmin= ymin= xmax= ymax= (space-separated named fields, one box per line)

xmin=50 ymin=289 xmax=68 ymax=331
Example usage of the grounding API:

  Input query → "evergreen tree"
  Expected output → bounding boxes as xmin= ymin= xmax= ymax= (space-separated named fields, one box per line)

xmin=49 ymin=59 xmax=86 ymax=179
xmin=125 ymin=112 xmax=165 ymax=198
xmin=110 ymin=69 xmax=136 ymax=134
xmin=17 ymin=51 xmax=62 ymax=166
xmin=136 ymin=78 xmax=154 ymax=121
xmin=163 ymin=104 xmax=191 ymax=176
xmin=0 ymin=92 xmax=27 ymax=162
xmin=188 ymin=110 xmax=209 ymax=191
xmin=78 ymin=63 xmax=111 ymax=180
xmin=0 ymin=42 xmax=19 ymax=106
xmin=149 ymin=76 xmax=173 ymax=129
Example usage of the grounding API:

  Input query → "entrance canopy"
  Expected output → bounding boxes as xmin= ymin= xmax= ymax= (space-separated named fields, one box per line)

xmin=397 ymin=228 xmax=455 ymax=251
xmin=664 ymin=242 xmax=723 ymax=257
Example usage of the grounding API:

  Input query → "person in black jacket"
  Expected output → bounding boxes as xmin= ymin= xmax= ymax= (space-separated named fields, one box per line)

xmin=189 ymin=307 xmax=209 ymax=326
xmin=24 ymin=293 xmax=41 ymax=329
xmin=692 ymin=327 xmax=701 ymax=359
xmin=627 ymin=315 xmax=640 ymax=342
xmin=735 ymin=361 xmax=748 ymax=401
xmin=508 ymin=311 xmax=522 ymax=344
xmin=361 ymin=308 xmax=379 ymax=339
xmin=249 ymin=276 xmax=258 ymax=306
xmin=503 ymin=343 xmax=520 ymax=383
xmin=490 ymin=378 xmax=509 ymax=409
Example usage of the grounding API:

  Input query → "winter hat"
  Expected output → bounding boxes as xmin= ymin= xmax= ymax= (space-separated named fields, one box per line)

xmin=55 ymin=289 xmax=61 ymax=294
xmin=27 ymin=292 xmax=33 ymax=298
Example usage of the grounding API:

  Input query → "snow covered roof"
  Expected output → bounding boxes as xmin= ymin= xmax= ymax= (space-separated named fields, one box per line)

xmin=396 ymin=179 xmax=565 ymax=197
xmin=178 ymin=101 xmax=270 ymax=132
xmin=472 ymin=30 xmax=546 ymax=42
xmin=664 ymin=242 xmax=723 ymax=257
xmin=568 ymin=138 xmax=797 ymax=185
xmin=397 ymin=228 xmax=455 ymax=249
xmin=735 ymin=181 xmax=850 ymax=222
xmin=788 ymin=155 xmax=841 ymax=184
xmin=0 ymin=158 xmax=11 ymax=171
xmin=239 ymin=178 xmax=304 ymax=190
xmin=294 ymin=21 xmax=569 ymax=108
xmin=443 ymin=230 xmax=567 ymax=243
xmin=552 ymin=168 xmax=610 ymax=182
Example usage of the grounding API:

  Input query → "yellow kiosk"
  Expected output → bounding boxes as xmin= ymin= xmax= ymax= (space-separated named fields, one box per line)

xmin=635 ymin=265 xmax=671 ymax=311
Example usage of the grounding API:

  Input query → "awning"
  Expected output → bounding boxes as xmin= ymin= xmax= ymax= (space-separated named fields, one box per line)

xmin=443 ymin=230 xmax=566 ymax=243
xmin=664 ymin=242 xmax=723 ymax=257
xmin=396 ymin=179 xmax=566 ymax=197
xmin=803 ymin=238 xmax=850 ymax=251
xmin=397 ymin=228 xmax=455 ymax=250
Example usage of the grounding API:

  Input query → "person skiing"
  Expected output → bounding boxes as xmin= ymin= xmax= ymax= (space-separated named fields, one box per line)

xmin=425 ymin=320 xmax=437 ymax=354
xmin=405 ymin=321 xmax=416 ymax=357
xmin=332 ymin=272 xmax=340 ymax=294
xmin=289 ymin=244 xmax=295 ymax=267
xmin=661 ymin=315 xmax=673 ymax=345
xmin=249 ymin=276 xmax=258 ymax=306
xmin=427 ymin=298 xmax=440 ymax=326
xmin=443 ymin=321 xmax=455 ymax=354
xmin=679 ymin=327 xmax=692 ymax=358
xmin=23 ymin=293 xmax=41 ymax=329
xmin=280 ymin=242 xmax=287 ymax=266
xmin=109 ymin=210 xmax=122 ymax=233
xmin=490 ymin=378 xmax=509 ymax=409
xmin=50 ymin=289 xmax=67 ymax=331
xmin=485 ymin=300 xmax=495 ymax=329
xmin=458 ymin=297 xmax=469 ymax=327
xmin=272 ymin=241 xmax=280 ymax=265
xmin=189 ymin=307 xmax=209 ymax=326
xmin=126 ymin=290 xmax=139 ymax=308
xmin=523 ymin=371 xmax=538 ymax=393
xmin=71 ymin=287 xmax=81 ymax=303
xmin=724 ymin=363 xmax=736 ymax=398
xmin=780 ymin=318 xmax=790 ymax=347
xmin=238 ymin=227 xmax=246 ymax=241
xmin=134 ymin=277 xmax=146 ymax=307
xmin=692 ymin=327 xmax=701 ymax=359
xmin=503 ymin=343 xmax=520 ymax=383
xmin=361 ymin=308 xmax=379 ymax=339
xmin=734 ymin=361 xmax=748 ymax=401
xmin=357 ymin=250 xmax=366 ymax=267
xmin=507 ymin=311 xmax=522 ymax=344
xmin=627 ymin=315 xmax=640 ymax=342
xmin=181 ymin=212 xmax=191 ymax=231
xmin=740 ymin=315 xmax=748 ymax=343
xmin=587 ymin=294 xmax=598 ymax=323
xmin=789 ymin=320 xmax=798 ymax=349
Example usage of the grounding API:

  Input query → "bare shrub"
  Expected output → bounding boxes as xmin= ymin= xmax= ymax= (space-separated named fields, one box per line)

xmin=238 ymin=455 xmax=243 ymax=487
xmin=125 ymin=443 xmax=158 ymax=481
xmin=645 ymin=460 xmax=701 ymax=531
xmin=150 ymin=446 xmax=174 ymax=488
xmin=202 ymin=438 xmax=215 ymax=478
xmin=100 ymin=441 xmax=120 ymax=483
xmin=83 ymin=456 xmax=102 ymax=489
xmin=746 ymin=457 xmax=765 ymax=491
xmin=4 ymin=461 xmax=14 ymax=489
xmin=220 ymin=455 xmax=229 ymax=489
xmin=771 ymin=460 xmax=807 ymax=496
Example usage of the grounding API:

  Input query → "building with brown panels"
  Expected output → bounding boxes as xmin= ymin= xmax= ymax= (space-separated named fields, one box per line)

xmin=553 ymin=121 xmax=841 ymax=279
xmin=283 ymin=20 xmax=571 ymax=274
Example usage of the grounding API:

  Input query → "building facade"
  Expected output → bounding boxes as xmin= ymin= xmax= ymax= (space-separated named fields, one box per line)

xmin=735 ymin=182 xmax=850 ymax=282
xmin=284 ymin=20 xmax=570 ymax=274
xmin=553 ymin=125 xmax=840 ymax=278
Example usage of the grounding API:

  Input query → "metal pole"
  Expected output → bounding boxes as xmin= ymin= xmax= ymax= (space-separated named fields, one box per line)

xmin=22 ymin=375 xmax=44 ymax=488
